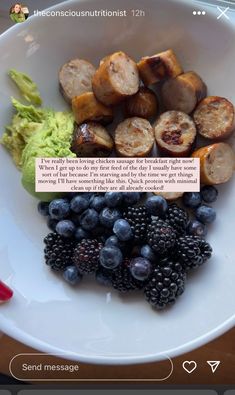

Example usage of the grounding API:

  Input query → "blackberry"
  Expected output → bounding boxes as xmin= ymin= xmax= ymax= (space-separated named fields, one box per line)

xmin=165 ymin=203 xmax=188 ymax=236
xmin=72 ymin=238 xmax=103 ymax=274
xmin=44 ymin=232 xmax=76 ymax=271
xmin=144 ymin=258 xmax=186 ymax=309
xmin=111 ymin=258 xmax=145 ymax=293
xmin=176 ymin=235 xmax=212 ymax=270
xmin=147 ymin=218 xmax=176 ymax=254
xmin=123 ymin=206 xmax=151 ymax=242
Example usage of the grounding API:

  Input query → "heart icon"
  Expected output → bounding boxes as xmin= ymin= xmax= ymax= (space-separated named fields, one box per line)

xmin=182 ymin=360 xmax=197 ymax=374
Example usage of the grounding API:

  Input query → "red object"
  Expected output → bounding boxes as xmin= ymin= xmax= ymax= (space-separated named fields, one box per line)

xmin=0 ymin=281 xmax=13 ymax=302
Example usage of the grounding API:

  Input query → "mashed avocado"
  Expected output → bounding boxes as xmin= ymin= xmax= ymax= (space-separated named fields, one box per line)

xmin=1 ymin=100 xmax=75 ymax=202
xmin=1 ymin=98 xmax=46 ymax=168
xmin=9 ymin=69 xmax=42 ymax=105
xmin=1 ymin=71 xmax=76 ymax=202
xmin=21 ymin=110 xmax=76 ymax=201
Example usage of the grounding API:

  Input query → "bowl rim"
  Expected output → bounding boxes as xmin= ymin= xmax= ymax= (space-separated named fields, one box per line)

xmin=0 ymin=314 xmax=235 ymax=365
xmin=0 ymin=0 xmax=235 ymax=365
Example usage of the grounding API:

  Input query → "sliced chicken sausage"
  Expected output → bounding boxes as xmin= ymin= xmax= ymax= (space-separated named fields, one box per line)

xmin=92 ymin=51 xmax=140 ymax=106
xmin=193 ymin=96 xmax=235 ymax=140
xmin=192 ymin=143 xmax=235 ymax=185
xmin=162 ymin=71 xmax=207 ymax=114
xmin=137 ymin=49 xmax=183 ymax=86
xmin=59 ymin=59 xmax=96 ymax=103
xmin=125 ymin=87 xmax=158 ymax=119
xmin=115 ymin=117 xmax=154 ymax=157
xmin=72 ymin=92 xmax=114 ymax=125
xmin=154 ymin=111 xmax=197 ymax=157
xmin=71 ymin=122 xmax=114 ymax=157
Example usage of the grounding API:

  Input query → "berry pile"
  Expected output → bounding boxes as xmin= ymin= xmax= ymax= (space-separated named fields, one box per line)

xmin=39 ymin=190 xmax=216 ymax=311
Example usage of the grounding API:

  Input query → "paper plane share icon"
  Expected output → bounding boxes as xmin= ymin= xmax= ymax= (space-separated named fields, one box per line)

xmin=207 ymin=361 xmax=221 ymax=373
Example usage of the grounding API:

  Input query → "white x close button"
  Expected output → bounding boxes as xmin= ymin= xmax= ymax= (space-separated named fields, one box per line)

xmin=217 ymin=6 xmax=230 ymax=19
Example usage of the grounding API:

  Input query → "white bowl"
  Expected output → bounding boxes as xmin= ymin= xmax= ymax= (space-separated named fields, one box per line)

xmin=0 ymin=0 xmax=235 ymax=365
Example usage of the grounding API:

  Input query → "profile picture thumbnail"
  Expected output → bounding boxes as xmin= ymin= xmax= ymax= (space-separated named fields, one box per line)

xmin=10 ymin=3 xmax=29 ymax=23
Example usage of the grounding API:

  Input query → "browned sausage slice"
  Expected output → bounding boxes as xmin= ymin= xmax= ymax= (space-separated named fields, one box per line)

xmin=92 ymin=51 xmax=139 ymax=106
xmin=125 ymin=87 xmax=158 ymax=119
xmin=137 ymin=49 xmax=183 ymax=86
xmin=72 ymin=92 xmax=114 ymax=125
xmin=162 ymin=71 xmax=207 ymax=114
xmin=191 ymin=143 xmax=235 ymax=185
xmin=59 ymin=59 xmax=96 ymax=103
xmin=71 ymin=122 xmax=114 ymax=157
xmin=154 ymin=111 xmax=196 ymax=157
xmin=115 ymin=117 xmax=154 ymax=157
xmin=193 ymin=96 xmax=235 ymax=140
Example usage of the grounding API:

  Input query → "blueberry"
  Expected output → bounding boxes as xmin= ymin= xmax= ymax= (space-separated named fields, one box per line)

xmin=187 ymin=220 xmax=207 ymax=238
xmin=105 ymin=235 xmax=120 ymax=248
xmin=47 ymin=217 xmax=58 ymax=231
xmin=37 ymin=201 xmax=49 ymax=216
xmin=49 ymin=199 xmax=70 ymax=220
xmin=201 ymin=185 xmax=218 ymax=203
xmin=95 ymin=270 xmax=112 ymax=287
xmin=195 ymin=205 xmax=216 ymax=224
xmin=90 ymin=195 xmax=106 ymax=212
xmin=70 ymin=195 xmax=89 ymax=214
xmin=145 ymin=195 xmax=168 ymax=217
xmin=56 ymin=220 xmax=76 ymax=238
xmin=129 ymin=257 xmax=152 ymax=281
xmin=75 ymin=227 xmax=90 ymax=241
xmin=183 ymin=192 xmax=202 ymax=208
xmin=82 ymin=192 xmax=94 ymax=201
xmin=113 ymin=219 xmax=133 ymax=241
xmin=99 ymin=207 xmax=122 ymax=228
xmin=140 ymin=244 xmax=156 ymax=263
xmin=79 ymin=208 xmax=99 ymax=230
xmin=104 ymin=192 xmax=123 ymax=207
xmin=99 ymin=246 xmax=123 ymax=269
xmin=63 ymin=266 xmax=83 ymax=285
xmin=105 ymin=236 xmax=128 ymax=254
xmin=122 ymin=192 xmax=141 ymax=205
